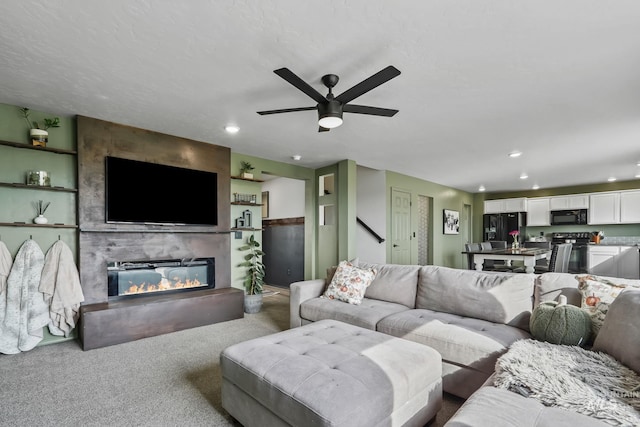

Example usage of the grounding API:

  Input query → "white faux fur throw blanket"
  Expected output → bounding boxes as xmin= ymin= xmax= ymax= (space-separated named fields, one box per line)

xmin=494 ymin=339 xmax=640 ymax=426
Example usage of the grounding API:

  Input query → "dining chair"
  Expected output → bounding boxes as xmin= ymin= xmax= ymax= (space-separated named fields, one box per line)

xmin=534 ymin=243 xmax=572 ymax=274
xmin=464 ymin=243 xmax=482 ymax=270
xmin=524 ymin=241 xmax=553 ymax=268
xmin=487 ymin=241 xmax=513 ymax=271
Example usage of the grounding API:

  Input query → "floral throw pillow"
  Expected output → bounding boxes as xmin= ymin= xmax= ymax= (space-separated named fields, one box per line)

xmin=576 ymin=275 xmax=637 ymax=338
xmin=322 ymin=260 xmax=376 ymax=305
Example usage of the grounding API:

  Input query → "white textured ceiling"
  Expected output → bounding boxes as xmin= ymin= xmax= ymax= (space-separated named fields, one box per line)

xmin=2 ymin=1 xmax=640 ymax=193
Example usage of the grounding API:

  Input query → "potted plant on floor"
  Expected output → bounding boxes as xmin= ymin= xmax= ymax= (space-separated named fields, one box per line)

xmin=238 ymin=234 xmax=265 ymax=313
xmin=19 ymin=107 xmax=61 ymax=147
xmin=239 ymin=161 xmax=255 ymax=179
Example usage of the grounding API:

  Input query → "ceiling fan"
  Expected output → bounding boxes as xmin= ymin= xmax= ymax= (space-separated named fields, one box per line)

xmin=257 ymin=65 xmax=401 ymax=132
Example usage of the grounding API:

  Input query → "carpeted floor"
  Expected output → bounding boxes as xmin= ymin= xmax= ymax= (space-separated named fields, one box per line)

xmin=0 ymin=290 xmax=463 ymax=426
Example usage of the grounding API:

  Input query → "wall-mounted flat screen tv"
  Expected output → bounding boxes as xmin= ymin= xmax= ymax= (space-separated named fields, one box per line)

xmin=105 ymin=156 xmax=218 ymax=226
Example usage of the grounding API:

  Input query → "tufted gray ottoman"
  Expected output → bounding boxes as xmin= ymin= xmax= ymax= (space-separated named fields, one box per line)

xmin=221 ymin=319 xmax=442 ymax=427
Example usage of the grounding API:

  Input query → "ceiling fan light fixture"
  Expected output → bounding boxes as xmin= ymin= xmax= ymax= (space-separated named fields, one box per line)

xmin=318 ymin=100 xmax=343 ymax=129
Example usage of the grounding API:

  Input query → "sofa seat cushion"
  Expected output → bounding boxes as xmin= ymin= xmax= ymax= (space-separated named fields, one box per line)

xmin=417 ymin=266 xmax=535 ymax=331
xmin=377 ymin=309 xmax=531 ymax=375
xmin=444 ymin=385 xmax=609 ymax=427
xmin=300 ymin=297 xmax=410 ymax=330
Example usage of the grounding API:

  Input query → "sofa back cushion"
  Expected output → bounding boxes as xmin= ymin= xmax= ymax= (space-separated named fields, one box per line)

xmin=534 ymin=273 xmax=582 ymax=307
xmin=592 ymin=288 xmax=640 ymax=374
xmin=416 ymin=266 xmax=534 ymax=330
xmin=359 ymin=262 xmax=419 ymax=308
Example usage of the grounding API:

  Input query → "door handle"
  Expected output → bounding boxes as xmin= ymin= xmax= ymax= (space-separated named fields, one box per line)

xmin=393 ymin=244 xmax=399 ymax=247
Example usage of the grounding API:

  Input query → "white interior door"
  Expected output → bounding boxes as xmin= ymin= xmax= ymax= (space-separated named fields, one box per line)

xmin=391 ymin=188 xmax=411 ymax=264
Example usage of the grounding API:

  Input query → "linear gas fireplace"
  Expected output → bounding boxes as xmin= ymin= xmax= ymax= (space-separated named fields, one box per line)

xmin=107 ymin=257 xmax=215 ymax=299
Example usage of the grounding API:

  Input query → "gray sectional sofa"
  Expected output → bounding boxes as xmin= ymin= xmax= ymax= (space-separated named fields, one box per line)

xmin=290 ymin=263 xmax=640 ymax=426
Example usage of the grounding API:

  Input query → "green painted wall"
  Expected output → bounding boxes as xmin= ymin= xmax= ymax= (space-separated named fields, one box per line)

xmin=386 ymin=171 xmax=475 ymax=269
xmin=0 ymin=103 xmax=77 ymax=259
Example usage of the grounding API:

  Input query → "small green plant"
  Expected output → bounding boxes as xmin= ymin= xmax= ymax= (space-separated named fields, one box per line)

xmin=238 ymin=234 xmax=265 ymax=295
xmin=33 ymin=200 xmax=51 ymax=215
xmin=19 ymin=107 xmax=61 ymax=130
xmin=239 ymin=161 xmax=254 ymax=174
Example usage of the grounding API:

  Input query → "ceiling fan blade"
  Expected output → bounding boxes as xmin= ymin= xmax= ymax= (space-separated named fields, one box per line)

xmin=274 ymin=68 xmax=327 ymax=104
xmin=335 ymin=66 xmax=401 ymax=104
xmin=343 ymin=104 xmax=399 ymax=117
xmin=318 ymin=126 xmax=330 ymax=132
xmin=257 ymin=106 xmax=316 ymax=115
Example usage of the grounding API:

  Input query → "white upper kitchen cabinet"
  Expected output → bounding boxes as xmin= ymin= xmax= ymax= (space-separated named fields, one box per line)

xmin=588 ymin=192 xmax=620 ymax=224
xmin=549 ymin=194 xmax=589 ymax=210
xmin=484 ymin=198 xmax=527 ymax=214
xmin=526 ymin=198 xmax=550 ymax=226
xmin=619 ymin=190 xmax=640 ymax=223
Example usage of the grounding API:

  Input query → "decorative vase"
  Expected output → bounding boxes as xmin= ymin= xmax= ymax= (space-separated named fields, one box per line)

xmin=30 ymin=129 xmax=48 ymax=147
xmin=34 ymin=214 xmax=48 ymax=224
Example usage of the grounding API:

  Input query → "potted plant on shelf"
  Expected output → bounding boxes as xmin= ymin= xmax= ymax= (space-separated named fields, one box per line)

xmin=239 ymin=161 xmax=255 ymax=179
xmin=19 ymin=107 xmax=61 ymax=147
xmin=238 ymin=234 xmax=265 ymax=313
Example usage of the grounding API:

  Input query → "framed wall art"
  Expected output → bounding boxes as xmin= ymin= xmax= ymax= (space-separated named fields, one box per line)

xmin=443 ymin=209 xmax=459 ymax=235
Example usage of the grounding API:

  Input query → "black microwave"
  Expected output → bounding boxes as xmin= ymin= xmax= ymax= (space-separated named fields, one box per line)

xmin=550 ymin=209 xmax=588 ymax=225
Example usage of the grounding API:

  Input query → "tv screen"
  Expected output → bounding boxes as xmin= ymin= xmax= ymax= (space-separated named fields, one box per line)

xmin=105 ymin=156 xmax=218 ymax=226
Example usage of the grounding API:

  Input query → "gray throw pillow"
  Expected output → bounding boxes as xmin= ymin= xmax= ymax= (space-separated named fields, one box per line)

xmin=592 ymin=288 xmax=640 ymax=374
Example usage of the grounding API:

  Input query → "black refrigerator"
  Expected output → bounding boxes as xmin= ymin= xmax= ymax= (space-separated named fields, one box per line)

xmin=483 ymin=212 xmax=527 ymax=244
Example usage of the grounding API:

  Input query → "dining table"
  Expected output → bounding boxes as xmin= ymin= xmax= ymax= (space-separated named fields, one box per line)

xmin=461 ymin=247 xmax=550 ymax=274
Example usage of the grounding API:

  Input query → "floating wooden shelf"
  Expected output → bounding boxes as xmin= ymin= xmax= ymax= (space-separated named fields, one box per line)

xmin=231 ymin=202 xmax=263 ymax=206
xmin=0 ymin=182 xmax=77 ymax=193
xmin=0 ymin=139 xmax=77 ymax=155
xmin=0 ymin=222 xmax=78 ymax=229
xmin=231 ymin=176 xmax=264 ymax=182
xmin=230 ymin=227 xmax=263 ymax=232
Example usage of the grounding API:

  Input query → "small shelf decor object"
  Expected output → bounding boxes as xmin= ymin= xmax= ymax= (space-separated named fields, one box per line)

xmin=26 ymin=170 xmax=51 ymax=186
xmin=234 ymin=192 xmax=257 ymax=204
xmin=33 ymin=199 xmax=51 ymax=224
xmin=443 ymin=209 xmax=459 ymax=235
xmin=19 ymin=107 xmax=61 ymax=147
xmin=239 ymin=161 xmax=255 ymax=179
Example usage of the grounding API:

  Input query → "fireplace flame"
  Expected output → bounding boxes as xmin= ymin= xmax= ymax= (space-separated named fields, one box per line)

xmin=124 ymin=277 xmax=203 ymax=295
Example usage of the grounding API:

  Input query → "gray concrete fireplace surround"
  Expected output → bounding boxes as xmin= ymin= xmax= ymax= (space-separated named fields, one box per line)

xmin=76 ymin=116 xmax=243 ymax=350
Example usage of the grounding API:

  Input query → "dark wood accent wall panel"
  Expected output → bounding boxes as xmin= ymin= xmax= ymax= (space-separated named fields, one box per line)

xmin=77 ymin=116 xmax=231 ymax=305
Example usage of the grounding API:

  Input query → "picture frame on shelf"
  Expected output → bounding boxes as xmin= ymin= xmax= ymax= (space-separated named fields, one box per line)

xmin=443 ymin=209 xmax=459 ymax=235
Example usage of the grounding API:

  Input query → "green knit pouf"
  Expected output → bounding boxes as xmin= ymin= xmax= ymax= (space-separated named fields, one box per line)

xmin=530 ymin=295 xmax=591 ymax=346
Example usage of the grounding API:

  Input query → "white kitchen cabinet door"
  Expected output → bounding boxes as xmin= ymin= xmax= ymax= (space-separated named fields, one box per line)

xmin=588 ymin=193 xmax=620 ymax=224
xmin=484 ymin=200 xmax=505 ymax=214
xmin=526 ymin=198 xmax=550 ymax=226
xmin=504 ymin=198 xmax=527 ymax=212
xmin=617 ymin=246 xmax=640 ymax=279
xmin=587 ymin=246 xmax=619 ymax=277
xmin=619 ymin=191 xmax=640 ymax=223
xmin=549 ymin=195 xmax=588 ymax=210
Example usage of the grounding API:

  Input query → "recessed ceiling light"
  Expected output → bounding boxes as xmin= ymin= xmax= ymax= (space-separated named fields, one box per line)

xmin=478 ymin=185 xmax=486 ymax=192
xmin=532 ymin=184 xmax=540 ymax=190
xmin=225 ymin=125 xmax=240 ymax=134
xmin=635 ymin=174 xmax=640 ymax=178
xmin=291 ymin=155 xmax=302 ymax=161
xmin=607 ymin=177 xmax=617 ymax=182
xmin=509 ymin=151 xmax=522 ymax=158
xmin=520 ymin=173 xmax=528 ymax=179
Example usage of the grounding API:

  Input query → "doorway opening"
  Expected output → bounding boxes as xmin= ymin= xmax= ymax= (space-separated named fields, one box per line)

xmin=261 ymin=174 xmax=306 ymax=289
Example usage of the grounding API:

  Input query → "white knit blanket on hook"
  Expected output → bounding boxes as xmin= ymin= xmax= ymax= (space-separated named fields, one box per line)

xmin=493 ymin=339 xmax=640 ymax=426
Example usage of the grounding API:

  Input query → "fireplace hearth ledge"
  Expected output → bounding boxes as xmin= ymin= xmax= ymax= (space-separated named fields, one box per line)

xmin=79 ymin=287 xmax=243 ymax=350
